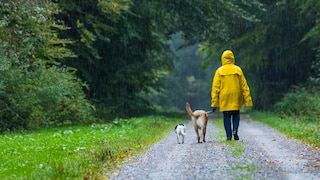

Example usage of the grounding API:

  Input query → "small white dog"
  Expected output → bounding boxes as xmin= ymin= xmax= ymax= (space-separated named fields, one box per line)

xmin=174 ymin=124 xmax=186 ymax=144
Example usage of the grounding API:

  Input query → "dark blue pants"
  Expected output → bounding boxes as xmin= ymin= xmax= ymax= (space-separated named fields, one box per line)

xmin=223 ymin=110 xmax=240 ymax=140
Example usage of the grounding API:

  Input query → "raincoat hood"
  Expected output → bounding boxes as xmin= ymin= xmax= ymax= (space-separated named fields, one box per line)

xmin=221 ymin=50 xmax=235 ymax=65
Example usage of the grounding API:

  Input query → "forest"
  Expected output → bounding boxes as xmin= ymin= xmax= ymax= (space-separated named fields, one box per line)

xmin=1 ymin=0 xmax=320 ymax=132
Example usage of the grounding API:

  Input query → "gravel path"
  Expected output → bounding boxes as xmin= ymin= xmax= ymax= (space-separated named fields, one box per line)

xmin=108 ymin=114 xmax=320 ymax=180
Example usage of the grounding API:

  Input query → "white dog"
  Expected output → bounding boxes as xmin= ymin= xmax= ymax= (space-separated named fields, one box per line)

xmin=174 ymin=124 xmax=186 ymax=144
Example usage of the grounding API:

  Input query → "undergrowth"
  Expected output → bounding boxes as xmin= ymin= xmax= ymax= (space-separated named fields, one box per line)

xmin=0 ymin=115 xmax=184 ymax=179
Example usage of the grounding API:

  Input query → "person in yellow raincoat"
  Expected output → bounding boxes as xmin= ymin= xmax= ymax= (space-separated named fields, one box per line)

xmin=211 ymin=50 xmax=253 ymax=141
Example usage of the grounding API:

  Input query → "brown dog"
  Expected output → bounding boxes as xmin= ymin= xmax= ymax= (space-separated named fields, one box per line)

xmin=185 ymin=102 xmax=208 ymax=143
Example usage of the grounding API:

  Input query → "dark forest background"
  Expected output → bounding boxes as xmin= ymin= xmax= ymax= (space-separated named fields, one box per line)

xmin=1 ymin=0 xmax=320 ymax=131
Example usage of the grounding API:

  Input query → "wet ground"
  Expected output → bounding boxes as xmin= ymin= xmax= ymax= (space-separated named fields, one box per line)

xmin=108 ymin=114 xmax=320 ymax=180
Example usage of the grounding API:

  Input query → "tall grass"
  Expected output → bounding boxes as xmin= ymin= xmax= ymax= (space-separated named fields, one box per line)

xmin=0 ymin=115 xmax=184 ymax=179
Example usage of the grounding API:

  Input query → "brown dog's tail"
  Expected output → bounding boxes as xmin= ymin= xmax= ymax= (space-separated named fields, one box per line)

xmin=185 ymin=102 xmax=194 ymax=117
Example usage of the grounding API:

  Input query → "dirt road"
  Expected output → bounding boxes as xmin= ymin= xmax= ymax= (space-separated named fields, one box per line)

xmin=109 ymin=114 xmax=320 ymax=180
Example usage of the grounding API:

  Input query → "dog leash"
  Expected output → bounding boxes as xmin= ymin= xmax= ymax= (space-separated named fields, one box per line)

xmin=206 ymin=110 xmax=213 ymax=114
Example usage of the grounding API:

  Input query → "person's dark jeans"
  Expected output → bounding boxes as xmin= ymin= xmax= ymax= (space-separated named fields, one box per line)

xmin=223 ymin=110 xmax=240 ymax=140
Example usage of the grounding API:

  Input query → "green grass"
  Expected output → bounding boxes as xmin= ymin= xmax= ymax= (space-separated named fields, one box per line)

xmin=215 ymin=117 xmax=245 ymax=155
xmin=3 ymin=111 xmax=317 ymax=179
xmin=249 ymin=111 xmax=320 ymax=147
xmin=213 ymin=111 xmax=320 ymax=179
xmin=213 ymin=117 xmax=226 ymax=139
xmin=0 ymin=115 xmax=184 ymax=179
xmin=231 ymin=163 xmax=256 ymax=180
xmin=214 ymin=117 xmax=254 ymax=179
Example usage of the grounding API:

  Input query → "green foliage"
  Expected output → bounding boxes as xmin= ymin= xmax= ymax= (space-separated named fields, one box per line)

xmin=294 ymin=1 xmax=320 ymax=89
xmin=198 ymin=0 xmax=318 ymax=110
xmin=0 ymin=0 xmax=96 ymax=132
xmin=0 ymin=116 xmax=183 ymax=179
xmin=53 ymin=0 xmax=268 ymax=116
xmin=3 ymin=0 xmax=320 ymax=123
xmin=273 ymin=87 xmax=320 ymax=119
xmin=160 ymin=35 xmax=214 ymax=110
xmin=0 ymin=61 xmax=95 ymax=131
xmin=294 ymin=0 xmax=320 ymax=23
xmin=0 ymin=1 xmax=76 ymax=62
xmin=160 ymin=0 xmax=263 ymax=45
xmin=310 ymin=52 xmax=320 ymax=89
xmin=55 ymin=0 xmax=177 ymax=117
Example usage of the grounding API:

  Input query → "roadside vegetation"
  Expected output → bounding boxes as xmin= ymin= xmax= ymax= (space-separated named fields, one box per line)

xmin=0 ymin=115 xmax=184 ymax=179
xmin=1 ymin=93 xmax=319 ymax=179
xmin=250 ymin=112 xmax=320 ymax=148
xmin=1 ymin=0 xmax=320 ymax=179
xmin=250 ymin=87 xmax=320 ymax=148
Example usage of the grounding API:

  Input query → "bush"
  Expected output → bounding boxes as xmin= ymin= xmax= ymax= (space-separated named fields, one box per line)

xmin=0 ymin=1 xmax=96 ymax=132
xmin=0 ymin=61 xmax=96 ymax=132
xmin=273 ymin=87 xmax=320 ymax=119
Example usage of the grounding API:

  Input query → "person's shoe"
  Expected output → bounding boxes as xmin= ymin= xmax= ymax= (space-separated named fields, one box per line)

xmin=227 ymin=137 xmax=232 ymax=141
xmin=233 ymin=133 xmax=239 ymax=141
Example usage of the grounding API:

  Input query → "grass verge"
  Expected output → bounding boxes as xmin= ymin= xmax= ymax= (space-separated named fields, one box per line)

xmin=0 ymin=115 xmax=184 ymax=179
xmin=249 ymin=111 xmax=320 ymax=148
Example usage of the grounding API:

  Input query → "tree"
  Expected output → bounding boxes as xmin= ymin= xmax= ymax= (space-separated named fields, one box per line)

xmin=53 ymin=0 xmax=265 ymax=116
xmin=0 ymin=0 xmax=94 ymax=132
xmin=198 ymin=0 xmax=318 ymax=110
xmin=294 ymin=0 xmax=320 ymax=89
xmin=54 ymin=0 xmax=175 ymax=117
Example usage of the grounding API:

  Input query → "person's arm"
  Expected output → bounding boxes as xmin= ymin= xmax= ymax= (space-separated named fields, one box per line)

xmin=240 ymin=72 xmax=253 ymax=107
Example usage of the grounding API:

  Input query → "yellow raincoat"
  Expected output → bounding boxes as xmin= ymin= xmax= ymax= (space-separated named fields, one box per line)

xmin=211 ymin=50 xmax=253 ymax=112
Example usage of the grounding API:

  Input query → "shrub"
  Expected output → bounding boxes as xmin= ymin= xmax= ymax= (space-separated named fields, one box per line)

xmin=0 ymin=1 xmax=96 ymax=132
xmin=273 ymin=87 xmax=320 ymax=119
xmin=0 ymin=61 xmax=95 ymax=132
